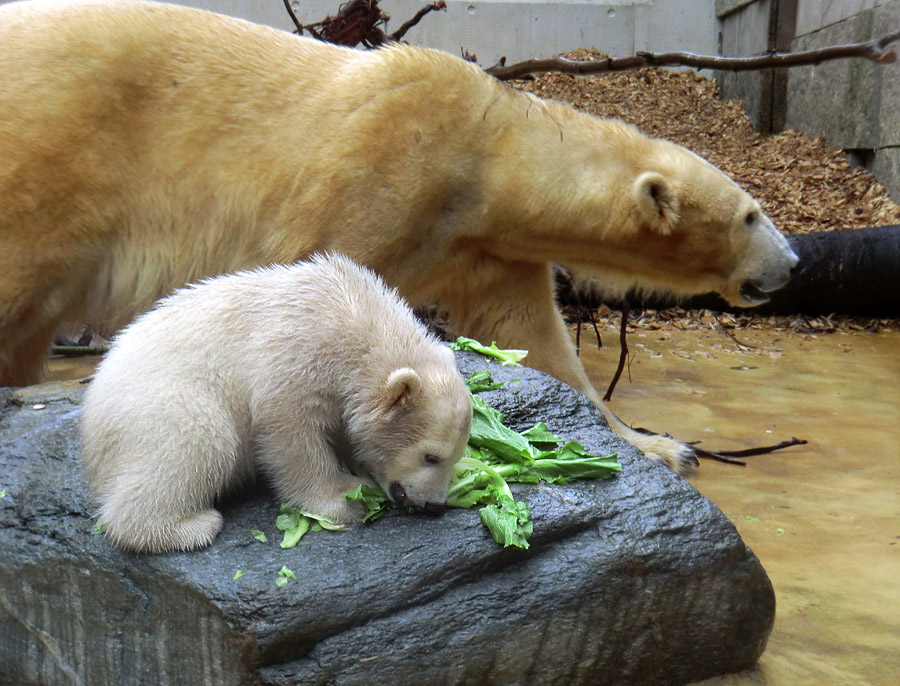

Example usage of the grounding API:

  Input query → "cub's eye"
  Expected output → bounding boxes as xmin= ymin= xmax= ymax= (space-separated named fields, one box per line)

xmin=744 ymin=210 xmax=759 ymax=227
xmin=424 ymin=453 xmax=441 ymax=465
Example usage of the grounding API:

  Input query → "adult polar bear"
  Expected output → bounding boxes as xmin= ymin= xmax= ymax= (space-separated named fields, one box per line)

xmin=0 ymin=0 xmax=798 ymax=472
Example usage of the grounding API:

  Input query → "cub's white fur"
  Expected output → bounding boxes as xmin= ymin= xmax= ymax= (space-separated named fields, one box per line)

xmin=80 ymin=255 xmax=472 ymax=553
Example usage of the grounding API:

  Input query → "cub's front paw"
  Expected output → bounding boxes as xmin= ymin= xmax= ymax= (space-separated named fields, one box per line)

xmin=301 ymin=495 xmax=366 ymax=525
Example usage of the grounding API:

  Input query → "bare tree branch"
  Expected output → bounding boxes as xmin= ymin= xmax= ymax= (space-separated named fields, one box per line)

xmin=485 ymin=31 xmax=900 ymax=81
xmin=390 ymin=1 xmax=446 ymax=43
xmin=284 ymin=0 xmax=444 ymax=49
xmin=282 ymin=0 xmax=303 ymax=34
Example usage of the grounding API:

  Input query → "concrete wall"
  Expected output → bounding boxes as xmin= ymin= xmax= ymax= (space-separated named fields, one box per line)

xmin=716 ymin=0 xmax=900 ymax=201
xmin=785 ymin=0 xmax=900 ymax=201
xmin=159 ymin=0 xmax=718 ymax=67
xmin=715 ymin=0 xmax=783 ymax=131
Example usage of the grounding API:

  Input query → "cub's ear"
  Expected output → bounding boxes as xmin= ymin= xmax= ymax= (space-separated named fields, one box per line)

xmin=382 ymin=367 xmax=422 ymax=410
xmin=633 ymin=172 xmax=680 ymax=235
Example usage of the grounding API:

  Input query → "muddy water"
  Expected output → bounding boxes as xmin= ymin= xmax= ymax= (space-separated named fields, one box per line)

xmin=46 ymin=326 xmax=899 ymax=684
xmin=575 ymin=324 xmax=900 ymax=685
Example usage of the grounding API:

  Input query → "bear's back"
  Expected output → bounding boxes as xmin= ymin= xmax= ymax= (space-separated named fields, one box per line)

xmin=87 ymin=254 xmax=434 ymax=408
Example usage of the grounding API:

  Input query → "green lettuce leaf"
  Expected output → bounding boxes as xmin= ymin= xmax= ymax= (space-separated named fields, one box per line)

xmin=344 ymin=483 xmax=391 ymax=523
xmin=468 ymin=394 xmax=533 ymax=464
xmin=519 ymin=422 xmax=565 ymax=451
xmin=479 ymin=497 xmax=533 ymax=549
xmin=276 ymin=505 xmax=311 ymax=549
xmin=449 ymin=337 xmax=528 ymax=366
xmin=464 ymin=370 xmax=512 ymax=394
xmin=275 ymin=565 xmax=296 ymax=587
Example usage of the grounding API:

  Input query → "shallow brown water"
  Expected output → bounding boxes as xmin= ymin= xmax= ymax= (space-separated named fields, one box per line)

xmin=46 ymin=327 xmax=899 ymax=684
xmin=576 ymin=325 xmax=900 ymax=685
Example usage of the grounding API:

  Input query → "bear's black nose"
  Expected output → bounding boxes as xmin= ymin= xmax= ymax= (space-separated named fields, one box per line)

xmin=421 ymin=502 xmax=447 ymax=517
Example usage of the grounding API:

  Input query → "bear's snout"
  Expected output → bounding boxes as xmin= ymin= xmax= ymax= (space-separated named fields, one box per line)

xmin=389 ymin=481 xmax=447 ymax=516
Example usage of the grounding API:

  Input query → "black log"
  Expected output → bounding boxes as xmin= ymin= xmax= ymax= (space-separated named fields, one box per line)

xmin=560 ymin=226 xmax=900 ymax=317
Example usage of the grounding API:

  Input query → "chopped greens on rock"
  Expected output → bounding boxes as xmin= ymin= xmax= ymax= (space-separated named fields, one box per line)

xmin=275 ymin=341 xmax=621 ymax=550
xmin=332 ymin=369 xmax=619 ymax=549
xmin=276 ymin=505 xmax=346 ymax=549
xmin=275 ymin=565 xmax=296 ymax=587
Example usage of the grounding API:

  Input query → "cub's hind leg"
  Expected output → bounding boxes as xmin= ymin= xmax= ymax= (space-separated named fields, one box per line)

xmin=98 ymin=486 xmax=225 ymax=554
xmin=87 ymin=409 xmax=247 ymax=553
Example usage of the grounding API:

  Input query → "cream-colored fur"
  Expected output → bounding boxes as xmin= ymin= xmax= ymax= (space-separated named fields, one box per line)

xmin=1 ymin=1 xmax=798 ymax=472
xmin=80 ymin=254 xmax=472 ymax=553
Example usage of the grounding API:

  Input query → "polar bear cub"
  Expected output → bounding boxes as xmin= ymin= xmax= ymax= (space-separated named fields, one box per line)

xmin=80 ymin=254 xmax=472 ymax=553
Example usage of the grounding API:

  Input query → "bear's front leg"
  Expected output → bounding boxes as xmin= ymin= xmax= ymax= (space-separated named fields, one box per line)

xmin=255 ymin=425 xmax=367 ymax=524
xmin=445 ymin=260 xmax=698 ymax=474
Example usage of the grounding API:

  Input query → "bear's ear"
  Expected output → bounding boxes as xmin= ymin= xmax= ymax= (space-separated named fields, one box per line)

xmin=633 ymin=172 xmax=680 ymax=235
xmin=382 ymin=367 xmax=422 ymax=410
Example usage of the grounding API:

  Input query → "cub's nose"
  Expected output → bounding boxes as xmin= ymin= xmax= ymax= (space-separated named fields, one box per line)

xmin=421 ymin=502 xmax=447 ymax=517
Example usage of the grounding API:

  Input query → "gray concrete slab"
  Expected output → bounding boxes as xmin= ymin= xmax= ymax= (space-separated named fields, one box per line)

xmin=142 ymin=0 xmax=719 ymax=66
xmin=786 ymin=1 xmax=900 ymax=150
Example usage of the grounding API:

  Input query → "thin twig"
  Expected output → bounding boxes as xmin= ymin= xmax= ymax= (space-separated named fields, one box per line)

xmin=486 ymin=32 xmax=900 ymax=81
xmin=587 ymin=307 xmax=602 ymax=351
xmin=603 ymin=299 xmax=629 ymax=401
xmin=716 ymin=313 xmax=756 ymax=349
xmin=390 ymin=1 xmax=445 ymax=42
xmin=701 ymin=437 xmax=808 ymax=457
xmin=691 ymin=437 xmax=808 ymax=465
xmin=282 ymin=0 xmax=303 ymax=34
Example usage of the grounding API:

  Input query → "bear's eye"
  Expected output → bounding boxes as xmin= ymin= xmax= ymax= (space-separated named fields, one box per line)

xmin=424 ymin=453 xmax=441 ymax=465
xmin=744 ymin=210 xmax=759 ymax=227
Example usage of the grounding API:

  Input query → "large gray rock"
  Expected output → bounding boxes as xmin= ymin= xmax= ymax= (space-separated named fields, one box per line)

xmin=0 ymin=352 xmax=774 ymax=686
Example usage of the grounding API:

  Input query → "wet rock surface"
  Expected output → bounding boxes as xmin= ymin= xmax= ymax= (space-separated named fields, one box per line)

xmin=0 ymin=352 xmax=774 ymax=686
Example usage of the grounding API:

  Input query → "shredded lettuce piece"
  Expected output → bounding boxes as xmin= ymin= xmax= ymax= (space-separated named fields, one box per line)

xmin=276 ymin=505 xmax=347 ymax=549
xmin=298 ymin=510 xmax=345 ymax=531
xmin=275 ymin=565 xmax=296 ymax=587
xmin=449 ymin=337 xmax=528 ymax=366
xmin=464 ymin=370 xmax=512 ymax=394
xmin=344 ymin=484 xmax=393 ymax=523
xmin=276 ymin=506 xmax=311 ymax=549
xmin=479 ymin=497 xmax=533 ymax=549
